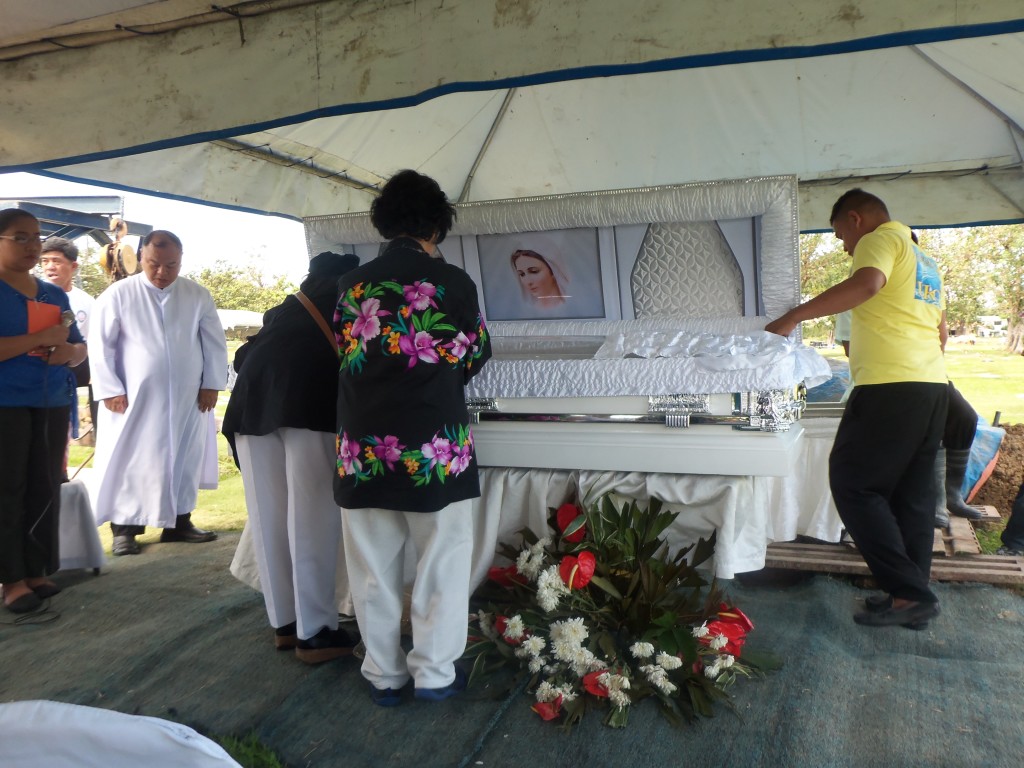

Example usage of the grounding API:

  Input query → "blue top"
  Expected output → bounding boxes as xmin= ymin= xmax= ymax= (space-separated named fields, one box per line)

xmin=0 ymin=277 xmax=85 ymax=407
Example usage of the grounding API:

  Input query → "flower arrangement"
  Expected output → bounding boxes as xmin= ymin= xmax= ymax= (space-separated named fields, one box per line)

xmin=466 ymin=495 xmax=776 ymax=728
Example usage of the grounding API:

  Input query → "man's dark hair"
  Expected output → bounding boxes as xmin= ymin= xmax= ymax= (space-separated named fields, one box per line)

xmin=41 ymin=236 xmax=79 ymax=262
xmin=370 ymin=169 xmax=456 ymax=244
xmin=829 ymin=188 xmax=890 ymax=224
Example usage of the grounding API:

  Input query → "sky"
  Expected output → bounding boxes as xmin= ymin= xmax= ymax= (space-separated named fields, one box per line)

xmin=0 ymin=172 xmax=310 ymax=284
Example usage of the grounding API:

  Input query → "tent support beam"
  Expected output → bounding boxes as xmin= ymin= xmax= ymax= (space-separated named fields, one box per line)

xmin=212 ymin=138 xmax=380 ymax=195
xmin=911 ymin=44 xmax=1024 ymax=162
xmin=458 ymin=88 xmax=517 ymax=203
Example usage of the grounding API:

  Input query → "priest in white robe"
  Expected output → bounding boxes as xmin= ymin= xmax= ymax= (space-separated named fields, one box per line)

xmin=90 ymin=230 xmax=228 ymax=556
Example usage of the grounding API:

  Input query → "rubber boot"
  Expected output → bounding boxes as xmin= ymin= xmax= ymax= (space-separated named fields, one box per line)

xmin=933 ymin=448 xmax=950 ymax=529
xmin=945 ymin=447 xmax=981 ymax=520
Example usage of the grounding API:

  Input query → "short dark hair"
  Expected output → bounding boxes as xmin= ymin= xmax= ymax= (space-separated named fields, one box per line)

xmin=141 ymin=229 xmax=183 ymax=251
xmin=370 ymin=170 xmax=456 ymax=244
xmin=0 ymin=208 xmax=37 ymax=234
xmin=829 ymin=188 xmax=889 ymax=224
xmin=41 ymin=236 xmax=79 ymax=262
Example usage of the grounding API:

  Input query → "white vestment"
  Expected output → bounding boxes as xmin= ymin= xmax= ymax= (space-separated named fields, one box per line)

xmin=90 ymin=274 xmax=227 ymax=528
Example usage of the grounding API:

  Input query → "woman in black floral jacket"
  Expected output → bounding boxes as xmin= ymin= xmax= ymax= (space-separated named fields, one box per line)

xmin=335 ymin=170 xmax=491 ymax=706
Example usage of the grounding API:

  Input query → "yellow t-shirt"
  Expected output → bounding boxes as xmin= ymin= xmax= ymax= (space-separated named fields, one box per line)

xmin=849 ymin=221 xmax=946 ymax=386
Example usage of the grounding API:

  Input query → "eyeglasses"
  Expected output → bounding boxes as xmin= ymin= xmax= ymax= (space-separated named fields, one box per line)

xmin=0 ymin=235 xmax=45 ymax=246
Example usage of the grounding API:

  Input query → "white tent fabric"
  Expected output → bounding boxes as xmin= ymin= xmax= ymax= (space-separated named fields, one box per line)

xmin=1 ymin=1 xmax=1023 ymax=229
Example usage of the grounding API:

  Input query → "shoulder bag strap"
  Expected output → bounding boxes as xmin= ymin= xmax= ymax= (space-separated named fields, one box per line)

xmin=294 ymin=291 xmax=340 ymax=359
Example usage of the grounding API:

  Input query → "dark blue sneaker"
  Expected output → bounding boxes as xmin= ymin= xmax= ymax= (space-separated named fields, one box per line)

xmin=369 ymin=683 xmax=404 ymax=707
xmin=414 ymin=667 xmax=467 ymax=702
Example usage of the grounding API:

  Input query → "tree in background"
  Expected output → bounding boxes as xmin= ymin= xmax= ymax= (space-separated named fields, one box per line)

xmin=798 ymin=232 xmax=849 ymax=339
xmin=917 ymin=229 xmax=992 ymax=336
xmin=76 ymin=242 xmax=110 ymax=298
xmin=190 ymin=260 xmax=296 ymax=312
xmin=963 ymin=225 xmax=1024 ymax=354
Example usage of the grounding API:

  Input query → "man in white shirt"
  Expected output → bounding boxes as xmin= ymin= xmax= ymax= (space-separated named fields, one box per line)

xmin=90 ymin=230 xmax=227 ymax=556
xmin=40 ymin=237 xmax=96 ymax=432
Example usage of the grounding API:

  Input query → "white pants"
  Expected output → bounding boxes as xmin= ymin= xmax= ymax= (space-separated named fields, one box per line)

xmin=236 ymin=429 xmax=342 ymax=641
xmin=342 ymin=499 xmax=473 ymax=690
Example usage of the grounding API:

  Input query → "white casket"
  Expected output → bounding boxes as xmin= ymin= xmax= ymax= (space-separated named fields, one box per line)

xmin=291 ymin=176 xmax=836 ymax=580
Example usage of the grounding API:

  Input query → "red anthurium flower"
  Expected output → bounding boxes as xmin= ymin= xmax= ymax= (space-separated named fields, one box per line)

xmin=583 ymin=670 xmax=609 ymax=698
xmin=556 ymin=503 xmax=586 ymax=543
xmin=559 ymin=551 xmax=596 ymax=589
xmin=716 ymin=604 xmax=754 ymax=632
xmin=532 ymin=694 xmax=564 ymax=721
xmin=487 ymin=565 xmax=525 ymax=587
xmin=701 ymin=619 xmax=748 ymax=657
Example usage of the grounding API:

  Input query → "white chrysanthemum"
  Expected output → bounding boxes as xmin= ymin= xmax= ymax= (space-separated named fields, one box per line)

xmin=536 ymin=565 xmax=569 ymax=613
xmin=521 ymin=636 xmax=545 ymax=656
xmin=704 ymin=659 xmax=722 ymax=679
xmin=477 ymin=611 xmax=497 ymax=641
xmin=641 ymin=663 xmax=678 ymax=695
xmin=535 ymin=680 xmax=560 ymax=702
xmin=653 ymin=677 xmax=678 ymax=695
xmin=528 ymin=656 xmax=547 ymax=673
xmin=537 ymin=587 xmax=561 ymax=613
xmin=609 ymin=689 xmax=632 ymax=708
xmin=550 ymin=637 xmax=576 ymax=662
xmin=516 ymin=549 xmax=542 ymax=581
xmin=556 ymin=683 xmax=578 ymax=702
xmin=569 ymin=647 xmax=598 ymax=677
xmin=692 ymin=622 xmax=709 ymax=638
xmin=629 ymin=641 xmax=655 ymax=659
xmin=719 ymin=653 xmax=735 ymax=669
xmin=709 ymin=633 xmax=728 ymax=651
xmin=550 ymin=617 xmax=588 ymax=646
xmin=503 ymin=614 xmax=525 ymax=641
xmin=656 ymin=652 xmax=683 ymax=670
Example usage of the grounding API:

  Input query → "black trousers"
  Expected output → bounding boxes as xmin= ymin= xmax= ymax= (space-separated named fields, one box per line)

xmin=944 ymin=380 xmax=977 ymax=450
xmin=829 ymin=382 xmax=948 ymax=604
xmin=0 ymin=405 xmax=69 ymax=583
xmin=111 ymin=512 xmax=194 ymax=537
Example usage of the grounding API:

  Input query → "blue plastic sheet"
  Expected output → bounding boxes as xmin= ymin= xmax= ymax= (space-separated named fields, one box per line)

xmin=964 ymin=416 xmax=1005 ymax=498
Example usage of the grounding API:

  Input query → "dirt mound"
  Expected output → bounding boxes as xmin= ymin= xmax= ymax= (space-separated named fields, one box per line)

xmin=972 ymin=422 xmax=1024 ymax=516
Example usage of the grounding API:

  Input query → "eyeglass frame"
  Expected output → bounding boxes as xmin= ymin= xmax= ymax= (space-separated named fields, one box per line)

xmin=0 ymin=234 xmax=46 ymax=246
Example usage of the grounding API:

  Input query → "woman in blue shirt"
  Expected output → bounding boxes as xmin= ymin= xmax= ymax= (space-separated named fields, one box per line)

xmin=0 ymin=208 xmax=86 ymax=613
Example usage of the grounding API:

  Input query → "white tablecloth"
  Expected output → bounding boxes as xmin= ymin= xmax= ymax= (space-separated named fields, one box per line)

xmin=230 ymin=424 xmax=845 ymax=604
xmin=59 ymin=480 xmax=106 ymax=572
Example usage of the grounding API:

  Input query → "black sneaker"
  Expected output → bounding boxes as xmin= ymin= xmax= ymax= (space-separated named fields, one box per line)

xmin=295 ymin=627 xmax=356 ymax=664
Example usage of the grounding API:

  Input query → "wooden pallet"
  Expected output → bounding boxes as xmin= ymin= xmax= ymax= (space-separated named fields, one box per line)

xmin=932 ymin=517 xmax=981 ymax=557
xmin=963 ymin=504 xmax=1002 ymax=523
xmin=764 ymin=540 xmax=1024 ymax=585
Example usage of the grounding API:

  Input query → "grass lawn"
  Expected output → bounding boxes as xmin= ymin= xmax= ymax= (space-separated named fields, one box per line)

xmin=816 ymin=337 xmax=1023 ymax=425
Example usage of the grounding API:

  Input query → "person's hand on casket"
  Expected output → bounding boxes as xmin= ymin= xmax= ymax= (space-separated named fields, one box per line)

xmin=765 ymin=314 xmax=798 ymax=338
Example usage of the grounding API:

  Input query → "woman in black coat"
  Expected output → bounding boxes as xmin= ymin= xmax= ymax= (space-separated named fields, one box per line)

xmin=223 ymin=251 xmax=359 ymax=663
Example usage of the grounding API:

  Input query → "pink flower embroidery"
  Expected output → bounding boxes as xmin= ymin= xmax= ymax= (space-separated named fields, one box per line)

xmin=371 ymin=435 xmax=404 ymax=470
xmin=338 ymin=433 xmax=363 ymax=475
xmin=445 ymin=331 xmax=475 ymax=360
xmin=398 ymin=330 xmax=439 ymax=367
xmin=351 ymin=297 xmax=389 ymax=342
xmin=421 ymin=436 xmax=452 ymax=470
xmin=403 ymin=281 xmax=438 ymax=311
xmin=449 ymin=442 xmax=472 ymax=475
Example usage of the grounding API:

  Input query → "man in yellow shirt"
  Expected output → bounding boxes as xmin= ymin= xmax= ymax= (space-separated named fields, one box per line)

xmin=767 ymin=189 xmax=947 ymax=629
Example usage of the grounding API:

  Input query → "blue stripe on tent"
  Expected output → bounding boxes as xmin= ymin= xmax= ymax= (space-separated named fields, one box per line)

xmin=6 ymin=18 xmax=1024 ymax=181
xmin=33 ymin=169 xmax=304 ymax=222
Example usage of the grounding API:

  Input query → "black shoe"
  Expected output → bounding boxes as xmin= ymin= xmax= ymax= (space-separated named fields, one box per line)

xmin=370 ymin=683 xmax=406 ymax=708
xmin=274 ymin=622 xmax=297 ymax=650
xmin=295 ymin=627 xmax=356 ymax=664
xmin=854 ymin=601 xmax=940 ymax=629
xmin=414 ymin=667 xmax=468 ymax=702
xmin=29 ymin=582 xmax=61 ymax=599
xmin=112 ymin=534 xmax=141 ymax=556
xmin=160 ymin=524 xmax=218 ymax=543
xmin=997 ymin=546 xmax=1024 ymax=557
xmin=3 ymin=591 xmax=42 ymax=614
xmin=863 ymin=594 xmax=892 ymax=613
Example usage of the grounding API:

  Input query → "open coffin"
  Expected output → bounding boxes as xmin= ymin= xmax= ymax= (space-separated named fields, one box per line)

xmin=295 ymin=176 xmax=834 ymax=578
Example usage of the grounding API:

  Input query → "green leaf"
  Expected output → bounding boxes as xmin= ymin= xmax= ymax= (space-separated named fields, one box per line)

xmin=588 ymin=574 xmax=622 ymax=599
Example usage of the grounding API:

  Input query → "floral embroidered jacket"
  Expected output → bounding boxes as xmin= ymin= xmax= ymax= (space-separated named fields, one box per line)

xmin=334 ymin=237 xmax=491 ymax=512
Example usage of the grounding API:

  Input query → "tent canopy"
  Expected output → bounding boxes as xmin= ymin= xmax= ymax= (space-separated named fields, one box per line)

xmin=2 ymin=1 xmax=1023 ymax=230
